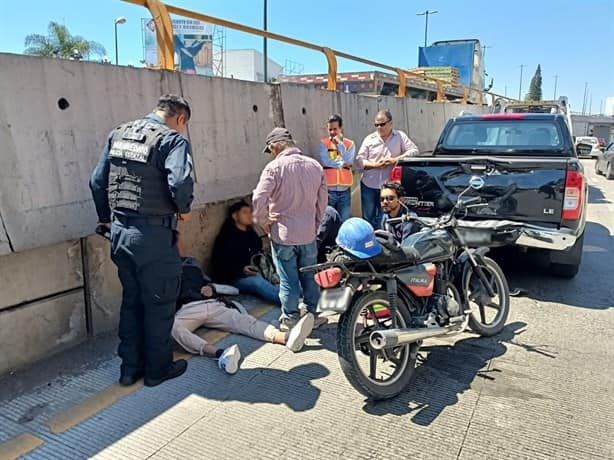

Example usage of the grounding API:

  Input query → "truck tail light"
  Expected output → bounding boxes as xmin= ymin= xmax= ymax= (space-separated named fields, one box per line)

xmin=390 ymin=166 xmax=402 ymax=182
xmin=314 ymin=268 xmax=342 ymax=288
xmin=562 ymin=171 xmax=584 ymax=220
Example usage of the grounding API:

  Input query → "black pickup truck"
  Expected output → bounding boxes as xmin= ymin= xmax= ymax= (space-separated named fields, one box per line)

xmin=391 ymin=113 xmax=587 ymax=278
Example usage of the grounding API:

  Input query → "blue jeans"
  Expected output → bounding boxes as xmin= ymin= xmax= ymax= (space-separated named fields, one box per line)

xmin=271 ymin=241 xmax=320 ymax=320
xmin=361 ymin=182 xmax=382 ymax=229
xmin=232 ymin=274 xmax=280 ymax=305
xmin=328 ymin=189 xmax=351 ymax=222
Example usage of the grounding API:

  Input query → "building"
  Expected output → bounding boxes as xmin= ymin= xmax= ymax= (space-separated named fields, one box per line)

xmin=224 ymin=49 xmax=282 ymax=82
xmin=605 ymin=97 xmax=614 ymax=117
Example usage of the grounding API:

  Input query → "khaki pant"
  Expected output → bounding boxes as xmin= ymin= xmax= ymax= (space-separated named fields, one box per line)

xmin=172 ymin=300 xmax=277 ymax=355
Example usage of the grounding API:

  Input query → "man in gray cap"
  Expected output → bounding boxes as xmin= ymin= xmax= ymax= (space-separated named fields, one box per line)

xmin=252 ymin=128 xmax=328 ymax=330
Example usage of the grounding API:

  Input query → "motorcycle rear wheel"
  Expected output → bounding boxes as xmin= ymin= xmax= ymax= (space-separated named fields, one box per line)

xmin=337 ymin=291 xmax=417 ymax=400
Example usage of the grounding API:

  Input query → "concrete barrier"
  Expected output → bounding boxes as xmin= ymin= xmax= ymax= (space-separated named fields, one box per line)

xmin=0 ymin=53 xmax=478 ymax=376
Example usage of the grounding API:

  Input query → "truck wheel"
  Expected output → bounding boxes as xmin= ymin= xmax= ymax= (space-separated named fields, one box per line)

xmin=550 ymin=232 xmax=584 ymax=279
xmin=607 ymin=163 xmax=614 ymax=180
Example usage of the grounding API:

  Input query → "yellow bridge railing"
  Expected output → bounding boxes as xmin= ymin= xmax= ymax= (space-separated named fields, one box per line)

xmin=124 ymin=0 xmax=512 ymax=105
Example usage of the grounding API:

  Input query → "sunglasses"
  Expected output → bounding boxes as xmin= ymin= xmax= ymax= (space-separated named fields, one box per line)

xmin=374 ymin=120 xmax=390 ymax=128
xmin=380 ymin=195 xmax=397 ymax=202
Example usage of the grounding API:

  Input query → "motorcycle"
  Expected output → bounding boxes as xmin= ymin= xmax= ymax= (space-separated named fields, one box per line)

xmin=301 ymin=176 xmax=510 ymax=400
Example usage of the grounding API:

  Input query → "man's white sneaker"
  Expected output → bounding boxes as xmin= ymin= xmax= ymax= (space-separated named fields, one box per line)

xmin=286 ymin=313 xmax=314 ymax=352
xmin=218 ymin=344 xmax=241 ymax=374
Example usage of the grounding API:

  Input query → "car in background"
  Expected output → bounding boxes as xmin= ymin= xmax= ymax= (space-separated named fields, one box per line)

xmin=595 ymin=142 xmax=614 ymax=179
xmin=575 ymin=136 xmax=601 ymax=158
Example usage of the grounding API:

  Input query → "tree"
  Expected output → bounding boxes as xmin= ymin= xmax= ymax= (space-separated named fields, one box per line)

xmin=24 ymin=21 xmax=106 ymax=60
xmin=525 ymin=64 xmax=543 ymax=101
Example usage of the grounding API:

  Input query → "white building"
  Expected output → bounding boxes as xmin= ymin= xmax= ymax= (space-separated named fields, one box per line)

xmin=224 ymin=49 xmax=283 ymax=83
xmin=605 ymin=97 xmax=614 ymax=117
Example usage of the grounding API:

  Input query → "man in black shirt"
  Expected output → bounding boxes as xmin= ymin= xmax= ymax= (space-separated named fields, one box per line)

xmin=212 ymin=201 xmax=280 ymax=304
xmin=380 ymin=182 xmax=417 ymax=244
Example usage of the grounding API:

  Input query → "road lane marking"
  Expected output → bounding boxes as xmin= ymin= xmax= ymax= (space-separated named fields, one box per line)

xmin=47 ymin=304 xmax=275 ymax=433
xmin=0 ymin=433 xmax=44 ymax=460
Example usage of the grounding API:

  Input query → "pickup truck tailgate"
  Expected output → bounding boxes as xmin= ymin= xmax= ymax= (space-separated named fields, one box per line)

xmin=399 ymin=156 xmax=569 ymax=225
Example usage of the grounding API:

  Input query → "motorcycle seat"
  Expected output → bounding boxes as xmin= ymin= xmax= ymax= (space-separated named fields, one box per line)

xmin=373 ymin=232 xmax=420 ymax=265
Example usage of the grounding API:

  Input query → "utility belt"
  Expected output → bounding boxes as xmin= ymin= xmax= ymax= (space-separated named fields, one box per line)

xmin=113 ymin=212 xmax=177 ymax=229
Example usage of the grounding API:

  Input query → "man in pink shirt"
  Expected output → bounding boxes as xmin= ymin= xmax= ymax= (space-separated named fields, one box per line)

xmin=252 ymin=128 xmax=328 ymax=331
xmin=355 ymin=110 xmax=419 ymax=229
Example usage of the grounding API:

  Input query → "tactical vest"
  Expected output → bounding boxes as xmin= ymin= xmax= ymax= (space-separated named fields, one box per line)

xmin=108 ymin=119 xmax=177 ymax=216
xmin=321 ymin=137 xmax=354 ymax=187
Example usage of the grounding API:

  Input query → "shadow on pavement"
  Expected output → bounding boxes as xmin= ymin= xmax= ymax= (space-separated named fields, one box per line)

xmin=588 ymin=184 xmax=612 ymax=204
xmin=361 ymin=321 xmax=553 ymax=426
xmin=192 ymin=362 xmax=329 ymax=412
xmin=494 ymin=220 xmax=613 ymax=310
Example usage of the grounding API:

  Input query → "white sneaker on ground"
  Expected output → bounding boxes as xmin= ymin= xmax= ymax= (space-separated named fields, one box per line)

xmin=218 ymin=344 xmax=241 ymax=374
xmin=286 ymin=313 xmax=315 ymax=352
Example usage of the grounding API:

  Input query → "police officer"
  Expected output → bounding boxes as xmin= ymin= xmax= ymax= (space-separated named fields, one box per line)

xmin=90 ymin=95 xmax=194 ymax=387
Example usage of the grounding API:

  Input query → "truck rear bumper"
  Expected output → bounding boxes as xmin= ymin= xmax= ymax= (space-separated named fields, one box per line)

xmin=455 ymin=219 xmax=578 ymax=251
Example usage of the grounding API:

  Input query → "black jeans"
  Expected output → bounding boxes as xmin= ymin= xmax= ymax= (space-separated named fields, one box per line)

xmin=110 ymin=219 xmax=182 ymax=379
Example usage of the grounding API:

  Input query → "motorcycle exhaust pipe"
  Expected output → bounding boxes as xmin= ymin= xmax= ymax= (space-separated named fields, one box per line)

xmin=369 ymin=326 xmax=451 ymax=350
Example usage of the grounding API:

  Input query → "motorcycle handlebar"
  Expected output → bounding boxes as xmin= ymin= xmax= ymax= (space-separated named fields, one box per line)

xmin=386 ymin=195 xmax=485 ymax=228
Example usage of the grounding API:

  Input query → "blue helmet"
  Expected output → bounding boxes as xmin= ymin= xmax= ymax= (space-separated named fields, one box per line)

xmin=336 ymin=218 xmax=382 ymax=259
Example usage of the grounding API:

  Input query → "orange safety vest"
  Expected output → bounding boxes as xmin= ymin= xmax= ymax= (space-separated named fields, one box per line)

xmin=322 ymin=137 xmax=354 ymax=187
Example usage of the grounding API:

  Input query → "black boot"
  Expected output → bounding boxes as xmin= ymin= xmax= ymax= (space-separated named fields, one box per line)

xmin=144 ymin=360 xmax=188 ymax=387
xmin=119 ymin=371 xmax=144 ymax=386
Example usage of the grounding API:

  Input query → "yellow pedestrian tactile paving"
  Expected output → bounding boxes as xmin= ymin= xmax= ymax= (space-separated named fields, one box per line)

xmin=46 ymin=303 xmax=275 ymax=434
xmin=0 ymin=433 xmax=44 ymax=460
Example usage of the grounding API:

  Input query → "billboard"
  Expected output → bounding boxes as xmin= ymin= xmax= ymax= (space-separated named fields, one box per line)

xmin=142 ymin=18 xmax=214 ymax=75
xmin=418 ymin=41 xmax=483 ymax=90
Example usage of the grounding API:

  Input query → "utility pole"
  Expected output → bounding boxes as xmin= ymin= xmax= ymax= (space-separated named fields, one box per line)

xmin=582 ymin=82 xmax=588 ymax=115
xmin=518 ymin=64 xmax=526 ymax=100
xmin=416 ymin=10 xmax=438 ymax=47
xmin=589 ymin=93 xmax=593 ymax=115
xmin=553 ymin=74 xmax=559 ymax=100
xmin=263 ymin=0 xmax=268 ymax=83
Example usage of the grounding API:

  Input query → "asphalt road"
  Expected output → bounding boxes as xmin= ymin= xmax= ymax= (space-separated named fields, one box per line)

xmin=0 ymin=159 xmax=612 ymax=460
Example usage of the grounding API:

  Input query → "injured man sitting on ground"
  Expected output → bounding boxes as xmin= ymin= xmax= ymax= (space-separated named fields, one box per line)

xmin=172 ymin=253 xmax=314 ymax=375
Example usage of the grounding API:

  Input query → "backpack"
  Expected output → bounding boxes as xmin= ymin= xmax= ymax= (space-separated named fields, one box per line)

xmin=249 ymin=253 xmax=280 ymax=285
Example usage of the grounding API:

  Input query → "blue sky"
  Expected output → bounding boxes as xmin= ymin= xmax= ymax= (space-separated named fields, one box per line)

xmin=1 ymin=0 xmax=612 ymax=112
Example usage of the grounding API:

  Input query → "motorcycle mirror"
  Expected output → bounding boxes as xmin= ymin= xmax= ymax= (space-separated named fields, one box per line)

xmin=469 ymin=175 xmax=485 ymax=190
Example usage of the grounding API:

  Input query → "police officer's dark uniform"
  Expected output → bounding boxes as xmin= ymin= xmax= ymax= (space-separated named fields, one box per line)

xmin=90 ymin=97 xmax=194 ymax=387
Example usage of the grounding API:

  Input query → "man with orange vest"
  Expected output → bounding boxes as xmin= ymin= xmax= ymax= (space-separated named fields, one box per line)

xmin=318 ymin=114 xmax=356 ymax=221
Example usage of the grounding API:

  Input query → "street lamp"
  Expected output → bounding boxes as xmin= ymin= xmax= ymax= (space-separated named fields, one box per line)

xmin=114 ymin=17 xmax=127 ymax=65
xmin=416 ymin=10 xmax=438 ymax=48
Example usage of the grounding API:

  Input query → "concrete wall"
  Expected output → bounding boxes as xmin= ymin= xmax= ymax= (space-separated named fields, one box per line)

xmin=0 ymin=53 xmax=475 ymax=376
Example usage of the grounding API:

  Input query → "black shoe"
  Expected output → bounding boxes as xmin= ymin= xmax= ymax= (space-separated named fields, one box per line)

xmin=144 ymin=360 xmax=188 ymax=387
xmin=119 ymin=372 xmax=143 ymax=386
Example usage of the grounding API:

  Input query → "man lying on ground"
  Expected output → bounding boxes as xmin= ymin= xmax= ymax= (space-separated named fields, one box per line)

xmin=172 ymin=254 xmax=314 ymax=374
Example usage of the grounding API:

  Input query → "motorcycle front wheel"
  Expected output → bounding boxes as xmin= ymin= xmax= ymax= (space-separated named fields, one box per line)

xmin=463 ymin=256 xmax=510 ymax=336
xmin=337 ymin=291 xmax=417 ymax=400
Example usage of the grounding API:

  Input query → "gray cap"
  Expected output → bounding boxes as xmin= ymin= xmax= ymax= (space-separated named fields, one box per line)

xmin=262 ymin=127 xmax=293 ymax=154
